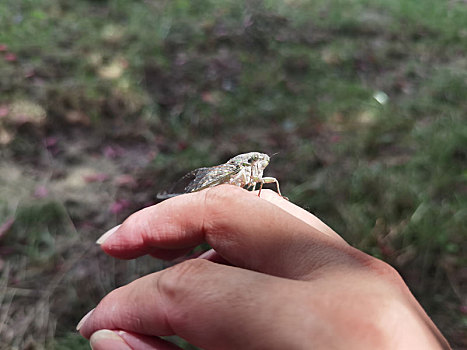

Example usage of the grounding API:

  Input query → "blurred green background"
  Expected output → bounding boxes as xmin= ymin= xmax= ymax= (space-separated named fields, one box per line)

xmin=0 ymin=0 xmax=466 ymax=348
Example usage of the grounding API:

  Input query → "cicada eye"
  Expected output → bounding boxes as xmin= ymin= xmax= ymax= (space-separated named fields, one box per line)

xmin=248 ymin=155 xmax=259 ymax=163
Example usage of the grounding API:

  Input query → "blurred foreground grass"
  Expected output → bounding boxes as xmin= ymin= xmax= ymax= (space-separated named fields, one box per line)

xmin=0 ymin=0 xmax=466 ymax=348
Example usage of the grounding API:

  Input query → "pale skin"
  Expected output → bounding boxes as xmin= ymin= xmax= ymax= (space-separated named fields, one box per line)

xmin=77 ymin=185 xmax=450 ymax=350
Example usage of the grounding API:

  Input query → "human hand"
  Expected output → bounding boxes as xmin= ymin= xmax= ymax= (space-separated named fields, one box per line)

xmin=77 ymin=185 xmax=449 ymax=350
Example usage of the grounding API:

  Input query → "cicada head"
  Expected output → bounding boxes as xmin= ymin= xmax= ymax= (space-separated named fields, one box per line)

xmin=256 ymin=153 xmax=270 ymax=172
xmin=227 ymin=152 xmax=270 ymax=183
xmin=228 ymin=152 xmax=269 ymax=168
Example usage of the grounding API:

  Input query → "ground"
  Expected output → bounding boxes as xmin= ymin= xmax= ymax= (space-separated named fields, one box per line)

xmin=0 ymin=0 xmax=466 ymax=349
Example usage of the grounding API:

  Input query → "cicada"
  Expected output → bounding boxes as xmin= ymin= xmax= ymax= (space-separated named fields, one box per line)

xmin=157 ymin=152 xmax=282 ymax=199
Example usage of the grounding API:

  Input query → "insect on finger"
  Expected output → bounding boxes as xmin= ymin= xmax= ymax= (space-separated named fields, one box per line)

xmin=157 ymin=152 xmax=284 ymax=199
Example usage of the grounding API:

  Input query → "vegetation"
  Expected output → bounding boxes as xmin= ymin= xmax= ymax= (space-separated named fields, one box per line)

xmin=0 ymin=0 xmax=465 ymax=348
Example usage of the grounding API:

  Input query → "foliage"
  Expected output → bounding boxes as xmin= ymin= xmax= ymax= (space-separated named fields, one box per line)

xmin=0 ymin=0 xmax=465 ymax=348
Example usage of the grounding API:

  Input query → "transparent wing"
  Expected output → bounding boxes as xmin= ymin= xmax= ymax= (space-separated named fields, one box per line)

xmin=157 ymin=163 xmax=241 ymax=199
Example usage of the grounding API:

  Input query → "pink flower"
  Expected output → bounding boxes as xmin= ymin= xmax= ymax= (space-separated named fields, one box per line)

xmin=109 ymin=199 xmax=131 ymax=214
xmin=0 ymin=106 xmax=9 ymax=118
xmin=114 ymin=174 xmax=137 ymax=188
xmin=45 ymin=136 xmax=58 ymax=148
xmin=103 ymin=145 xmax=125 ymax=158
xmin=34 ymin=185 xmax=49 ymax=198
xmin=460 ymin=305 xmax=467 ymax=315
xmin=83 ymin=173 xmax=110 ymax=183
xmin=4 ymin=53 xmax=17 ymax=62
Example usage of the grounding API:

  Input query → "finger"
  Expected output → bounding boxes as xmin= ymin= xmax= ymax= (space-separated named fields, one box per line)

xmin=252 ymin=189 xmax=342 ymax=240
xmin=78 ymin=259 xmax=319 ymax=349
xmin=89 ymin=330 xmax=132 ymax=350
xmin=197 ymin=248 xmax=231 ymax=265
xmin=90 ymin=329 xmax=182 ymax=350
xmin=100 ymin=185 xmax=351 ymax=278
xmin=117 ymin=331 xmax=182 ymax=350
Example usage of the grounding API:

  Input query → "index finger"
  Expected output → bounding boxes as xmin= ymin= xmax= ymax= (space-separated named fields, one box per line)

xmin=99 ymin=185 xmax=351 ymax=278
xmin=255 ymin=189 xmax=342 ymax=240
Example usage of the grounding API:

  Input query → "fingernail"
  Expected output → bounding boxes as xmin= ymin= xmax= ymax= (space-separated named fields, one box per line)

xmin=96 ymin=225 xmax=121 ymax=245
xmin=76 ymin=308 xmax=95 ymax=331
xmin=197 ymin=249 xmax=215 ymax=259
xmin=90 ymin=329 xmax=130 ymax=350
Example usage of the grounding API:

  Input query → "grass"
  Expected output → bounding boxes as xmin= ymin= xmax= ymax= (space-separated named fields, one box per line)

xmin=0 ymin=0 xmax=466 ymax=348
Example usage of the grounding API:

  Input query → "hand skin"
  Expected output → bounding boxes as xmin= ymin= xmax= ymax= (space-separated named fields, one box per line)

xmin=78 ymin=185 xmax=450 ymax=350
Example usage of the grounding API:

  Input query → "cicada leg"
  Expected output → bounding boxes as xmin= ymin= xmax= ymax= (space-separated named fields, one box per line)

xmin=246 ymin=183 xmax=256 ymax=191
xmin=258 ymin=181 xmax=264 ymax=197
xmin=260 ymin=176 xmax=287 ymax=199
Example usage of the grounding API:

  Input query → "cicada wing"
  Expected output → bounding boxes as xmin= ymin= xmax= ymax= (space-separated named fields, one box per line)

xmin=156 ymin=164 xmax=240 ymax=199
xmin=185 ymin=163 xmax=240 ymax=192
xmin=157 ymin=167 xmax=210 ymax=199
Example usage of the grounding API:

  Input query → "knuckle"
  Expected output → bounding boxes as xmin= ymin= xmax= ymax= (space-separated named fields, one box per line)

xmin=155 ymin=259 xmax=220 ymax=330
xmin=157 ymin=259 xmax=212 ymax=299
xmin=201 ymin=185 xmax=244 ymax=228
xmin=358 ymin=255 xmax=403 ymax=285
xmin=368 ymin=259 xmax=400 ymax=280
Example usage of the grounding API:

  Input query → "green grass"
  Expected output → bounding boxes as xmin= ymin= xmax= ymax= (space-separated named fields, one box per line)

xmin=0 ymin=0 xmax=466 ymax=348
